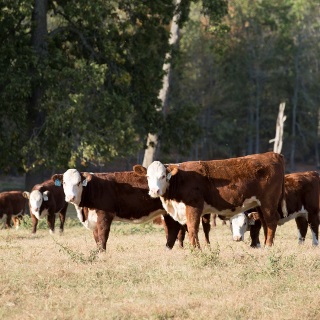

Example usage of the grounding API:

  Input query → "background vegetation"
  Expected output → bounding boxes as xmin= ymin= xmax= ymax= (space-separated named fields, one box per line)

xmin=1 ymin=216 xmax=319 ymax=320
xmin=1 ymin=0 xmax=319 ymax=187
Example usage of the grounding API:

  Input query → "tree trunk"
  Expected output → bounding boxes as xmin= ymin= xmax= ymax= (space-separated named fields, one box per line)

xmin=25 ymin=0 xmax=48 ymax=189
xmin=269 ymin=103 xmax=286 ymax=154
xmin=142 ymin=0 xmax=181 ymax=168
xmin=289 ymin=48 xmax=300 ymax=171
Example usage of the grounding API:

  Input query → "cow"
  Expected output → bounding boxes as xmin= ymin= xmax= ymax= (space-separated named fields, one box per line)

xmin=23 ymin=180 xmax=68 ymax=234
xmin=230 ymin=171 xmax=320 ymax=247
xmin=133 ymin=152 xmax=286 ymax=248
xmin=52 ymin=169 xmax=211 ymax=251
xmin=229 ymin=210 xmax=261 ymax=247
xmin=0 ymin=191 xmax=28 ymax=229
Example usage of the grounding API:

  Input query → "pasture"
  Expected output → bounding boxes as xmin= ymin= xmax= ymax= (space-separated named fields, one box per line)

xmin=1 ymin=211 xmax=320 ymax=320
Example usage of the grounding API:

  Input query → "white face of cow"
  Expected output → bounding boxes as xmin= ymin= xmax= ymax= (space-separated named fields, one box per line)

xmin=230 ymin=212 xmax=248 ymax=241
xmin=29 ymin=190 xmax=48 ymax=220
xmin=147 ymin=161 xmax=171 ymax=198
xmin=62 ymin=169 xmax=86 ymax=206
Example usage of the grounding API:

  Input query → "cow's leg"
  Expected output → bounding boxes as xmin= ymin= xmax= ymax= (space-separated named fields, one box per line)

xmin=307 ymin=211 xmax=319 ymax=246
xmin=93 ymin=226 xmax=99 ymax=244
xmin=96 ymin=211 xmax=113 ymax=251
xmin=31 ymin=213 xmax=38 ymax=234
xmin=295 ymin=217 xmax=308 ymax=244
xmin=162 ymin=214 xmax=181 ymax=249
xmin=12 ymin=216 xmax=20 ymax=229
xmin=249 ymin=220 xmax=261 ymax=248
xmin=186 ymin=207 xmax=202 ymax=248
xmin=177 ymin=226 xmax=186 ymax=248
xmin=5 ymin=214 xmax=12 ymax=229
xmin=259 ymin=207 xmax=279 ymax=246
xmin=211 ymin=213 xmax=217 ymax=227
xmin=47 ymin=213 xmax=56 ymax=234
xmin=202 ymin=214 xmax=211 ymax=245
xmin=58 ymin=206 xmax=67 ymax=234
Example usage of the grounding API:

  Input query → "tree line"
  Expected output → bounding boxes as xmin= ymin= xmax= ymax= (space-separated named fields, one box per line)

xmin=1 ymin=0 xmax=319 ymax=186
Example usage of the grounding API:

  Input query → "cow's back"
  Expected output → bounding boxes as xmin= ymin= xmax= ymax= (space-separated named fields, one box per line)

xmin=0 ymin=191 xmax=27 ymax=215
xmin=84 ymin=172 xmax=164 ymax=219
xmin=284 ymin=171 xmax=320 ymax=215
xmin=167 ymin=152 xmax=285 ymax=213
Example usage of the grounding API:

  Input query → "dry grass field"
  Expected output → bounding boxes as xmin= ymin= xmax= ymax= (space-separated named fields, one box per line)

xmin=1 ymin=212 xmax=320 ymax=320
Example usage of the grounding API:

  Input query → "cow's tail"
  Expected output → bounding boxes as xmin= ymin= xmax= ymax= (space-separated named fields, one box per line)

xmin=280 ymin=160 xmax=288 ymax=217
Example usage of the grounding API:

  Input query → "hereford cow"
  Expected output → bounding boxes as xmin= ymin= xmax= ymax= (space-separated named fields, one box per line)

xmin=133 ymin=152 xmax=286 ymax=248
xmin=52 ymin=170 xmax=211 ymax=251
xmin=230 ymin=171 xmax=320 ymax=247
xmin=0 ymin=191 xmax=28 ymax=229
xmin=23 ymin=180 xmax=68 ymax=234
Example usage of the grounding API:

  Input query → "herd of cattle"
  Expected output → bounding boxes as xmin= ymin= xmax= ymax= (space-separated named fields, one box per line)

xmin=0 ymin=152 xmax=319 ymax=251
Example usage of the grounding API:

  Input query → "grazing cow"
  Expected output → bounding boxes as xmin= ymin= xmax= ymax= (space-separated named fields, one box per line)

xmin=230 ymin=210 xmax=261 ymax=247
xmin=0 ymin=191 xmax=28 ymax=229
xmin=23 ymin=180 xmax=68 ymax=234
xmin=52 ymin=170 xmax=211 ymax=251
xmin=133 ymin=152 xmax=286 ymax=248
xmin=230 ymin=171 xmax=320 ymax=246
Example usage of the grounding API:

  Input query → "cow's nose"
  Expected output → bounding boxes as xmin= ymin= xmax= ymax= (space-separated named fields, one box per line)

xmin=233 ymin=236 xmax=242 ymax=242
xmin=150 ymin=188 xmax=160 ymax=195
xmin=66 ymin=195 xmax=75 ymax=203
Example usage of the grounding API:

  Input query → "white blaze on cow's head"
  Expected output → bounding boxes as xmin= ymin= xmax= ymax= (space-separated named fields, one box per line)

xmin=57 ymin=169 xmax=88 ymax=205
xmin=26 ymin=190 xmax=50 ymax=220
xmin=133 ymin=161 xmax=178 ymax=198
xmin=230 ymin=212 xmax=248 ymax=242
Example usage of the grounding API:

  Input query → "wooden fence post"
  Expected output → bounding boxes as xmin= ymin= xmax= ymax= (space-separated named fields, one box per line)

xmin=269 ymin=102 xmax=286 ymax=154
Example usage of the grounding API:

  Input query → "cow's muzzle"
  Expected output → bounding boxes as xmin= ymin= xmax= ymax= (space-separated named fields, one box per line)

xmin=233 ymin=236 xmax=243 ymax=242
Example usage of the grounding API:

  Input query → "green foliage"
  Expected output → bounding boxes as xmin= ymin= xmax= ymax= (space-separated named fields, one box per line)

xmin=53 ymin=237 xmax=100 ymax=264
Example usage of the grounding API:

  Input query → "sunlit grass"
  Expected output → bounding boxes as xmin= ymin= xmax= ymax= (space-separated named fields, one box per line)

xmin=0 ymin=218 xmax=319 ymax=320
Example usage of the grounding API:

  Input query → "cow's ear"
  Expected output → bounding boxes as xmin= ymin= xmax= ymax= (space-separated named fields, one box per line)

xmin=52 ymin=174 xmax=63 ymax=187
xmin=166 ymin=165 xmax=179 ymax=180
xmin=43 ymin=191 xmax=49 ymax=201
xmin=22 ymin=191 xmax=30 ymax=199
xmin=82 ymin=173 xmax=93 ymax=186
xmin=133 ymin=165 xmax=147 ymax=176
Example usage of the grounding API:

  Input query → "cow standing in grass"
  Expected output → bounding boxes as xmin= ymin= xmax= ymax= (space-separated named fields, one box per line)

xmin=52 ymin=170 xmax=211 ymax=251
xmin=230 ymin=171 xmax=320 ymax=247
xmin=23 ymin=180 xmax=68 ymax=234
xmin=134 ymin=152 xmax=286 ymax=248
xmin=0 ymin=191 xmax=28 ymax=229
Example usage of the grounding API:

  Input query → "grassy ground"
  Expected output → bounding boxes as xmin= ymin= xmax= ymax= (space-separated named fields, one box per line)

xmin=0 ymin=214 xmax=319 ymax=320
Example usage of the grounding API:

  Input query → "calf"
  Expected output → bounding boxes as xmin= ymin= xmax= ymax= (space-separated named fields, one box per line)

xmin=230 ymin=171 xmax=320 ymax=246
xmin=23 ymin=180 xmax=68 ymax=234
xmin=0 ymin=191 xmax=28 ymax=229
xmin=52 ymin=170 xmax=211 ymax=251
xmin=134 ymin=152 xmax=286 ymax=248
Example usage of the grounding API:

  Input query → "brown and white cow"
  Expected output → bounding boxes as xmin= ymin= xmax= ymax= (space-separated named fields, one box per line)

xmin=230 ymin=171 xmax=320 ymax=246
xmin=52 ymin=169 xmax=211 ymax=251
xmin=23 ymin=180 xmax=68 ymax=234
xmin=134 ymin=152 xmax=287 ymax=248
xmin=0 ymin=191 xmax=28 ymax=229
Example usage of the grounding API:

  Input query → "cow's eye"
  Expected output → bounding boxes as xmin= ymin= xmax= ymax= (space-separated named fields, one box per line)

xmin=161 ymin=175 xmax=166 ymax=179
xmin=77 ymin=182 xmax=81 ymax=186
xmin=244 ymin=222 xmax=247 ymax=226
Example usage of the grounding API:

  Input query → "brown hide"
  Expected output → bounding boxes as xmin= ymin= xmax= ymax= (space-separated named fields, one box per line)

xmin=248 ymin=171 xmax=320 ymax=246
xmin=0 ymin=191 xmax=28 ymax=228
xmin=29 ymin=180 xmax=68 ymax=234
xmin=148 ymin=152 xmax=285 ymax=247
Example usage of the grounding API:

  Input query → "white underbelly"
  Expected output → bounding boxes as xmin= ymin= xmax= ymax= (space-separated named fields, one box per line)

xmin=160 ymin=196 xmax=261 ymax=225
xmin=278 ymin=206 xmax=308 ymax=226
